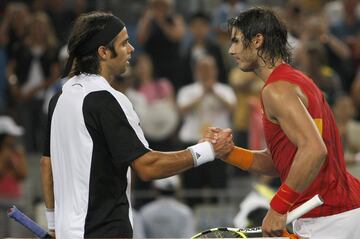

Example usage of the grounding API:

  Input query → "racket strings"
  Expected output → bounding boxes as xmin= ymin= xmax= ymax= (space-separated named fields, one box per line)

xmin=194 ymin=229 xmax=247 ymax=238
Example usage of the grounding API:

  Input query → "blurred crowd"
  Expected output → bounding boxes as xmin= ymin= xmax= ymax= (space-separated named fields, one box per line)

xmin=0 ymin=0 xmax=360 ymax=237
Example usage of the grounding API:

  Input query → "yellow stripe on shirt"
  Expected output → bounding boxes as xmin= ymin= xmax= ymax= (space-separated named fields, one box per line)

xmin=314 ymin=118 xmax=323 ymax=135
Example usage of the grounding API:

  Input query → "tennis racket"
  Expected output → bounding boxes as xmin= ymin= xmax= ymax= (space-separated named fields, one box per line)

xmin=8 ymin=206 xmax=51 ymax=238
xmin=192 ymin=194 xmax=323 ymax=238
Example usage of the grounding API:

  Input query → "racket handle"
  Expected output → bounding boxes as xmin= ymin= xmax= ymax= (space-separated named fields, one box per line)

xmin=286 ymin=194 xmax=324 ymax=223
xmin=282 ymin=231 xmax=299 ymax=239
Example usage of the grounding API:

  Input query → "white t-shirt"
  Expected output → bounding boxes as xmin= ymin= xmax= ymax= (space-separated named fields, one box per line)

xmin=45 ymin=74 xmax=150 ymax=238
xmin=177 ymin=82 xmax=236 ymax=142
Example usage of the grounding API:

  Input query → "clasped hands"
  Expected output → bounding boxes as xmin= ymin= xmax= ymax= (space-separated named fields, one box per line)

xmin=200 ymin=127 xmax=234 ymax=159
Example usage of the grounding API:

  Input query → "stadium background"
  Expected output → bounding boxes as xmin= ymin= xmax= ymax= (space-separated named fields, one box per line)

xmin=0 ymin=0 xmax=360 ymax=237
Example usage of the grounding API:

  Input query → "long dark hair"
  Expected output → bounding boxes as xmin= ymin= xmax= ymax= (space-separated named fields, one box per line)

xmin=228 ymin=8 xmax=292 ymax=66
xmin=67 ymin=12 xmax=117 ymax=77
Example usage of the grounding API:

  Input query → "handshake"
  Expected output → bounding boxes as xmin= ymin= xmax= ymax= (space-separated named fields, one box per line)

xmin=188 ymin=127 xmax=253 ymax=170
xmin=200 ymin=127 xmax=235 ymax=160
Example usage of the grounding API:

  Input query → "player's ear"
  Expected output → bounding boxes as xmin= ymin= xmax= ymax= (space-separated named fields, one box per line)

xmin=97 ymin=46 xmax=110 ymax=60
xmin=253 ymin=33 xmax=264 ymax=49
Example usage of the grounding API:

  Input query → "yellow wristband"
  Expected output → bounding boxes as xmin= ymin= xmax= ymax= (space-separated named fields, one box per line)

xmin=225 ymin=146 xmax=254 ymax=170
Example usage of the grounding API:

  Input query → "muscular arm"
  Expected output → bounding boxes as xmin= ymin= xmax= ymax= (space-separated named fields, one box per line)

xmin=249 ymin=148 xmax=278 ymax=176
xmin=204 ymin=128 xmax=278 ymax=176
xmin=132 ymin=130 xmax=234 ymax=181
xmin=262 ymin=81 xmax=327 ymax=192
xmin=131 ymin=150 xmax=193 ymax=181
xmin=224 ymin=147 xmax=278 ymax=176
xmin=40 ymin=156 xmax=54 ymax=209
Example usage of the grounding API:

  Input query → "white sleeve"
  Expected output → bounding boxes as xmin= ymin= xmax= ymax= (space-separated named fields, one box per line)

xmin=214 ymin=84 xmax=237 ymax=105
xmin=177 ymin=86 xmax=202 ymax=107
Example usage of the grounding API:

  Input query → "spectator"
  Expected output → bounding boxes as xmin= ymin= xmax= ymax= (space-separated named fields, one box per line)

xmin=0 ymin=2 xmax=30 ymax=58
xmin=212 ymin=0 xmax=248 ymax=73
xmin=31 ymin=0 xmax=47 ymax=13
xmin=212 ymin=0 xmax=248 ymax=35
xmin=177 ymin=0 xmax=219 ymax=15
xmin=111 ymin=67 xmax=147 ymax=120
xmin=0 ymin=116 xmax=26 ymax=199
xmin=177 ymin=55 xmax=236 ymax=144
xmin=297 ymin=41 xmax=344 ymax=106
xmin=330 ymin=0 xmax=360 ymax=89
xmin=131 ymin=54 xmax=179 ymax=208
xmin=297 ymin=15 xmax=353 ymax=93
xmin=42 ymin=45 xmax=68 ymax=115
xmin=227 ymin=68 xmax=264 ymax=180
xmin=7 ymin=12 xmax=60 ymax=153
xmin=332 ymin=96 xmax=360 ymax=178
xmin=0 ymin=4 xmax=30 ymax=114
xmin=228 ymin=68 xmax=263 ymax=148
xmin=0 ymin=116 xmax=27 ymax=237
xmin=330 ymin=0 xmax=360 ymax=48
xmin=111 ymin=68 xmax=149 ymax=211
xmin=265 ymin=2 xmax=303 ymax=57
xmin=136 ymin=0 xmax=185 ymax=91
xmin=282 ymin=0 xmax=304 ymax=41
xmin=177 ymin=55 xmax=236 ymax=206
xmin=181 ymin=12 xmax=226 ymax=86
xmin=134 ymin=53 xmax=179 ymax=151
xmin=46 ymin=0 xmax=79 ymax=45
xmin=140 ymin=175 xmax=195 ymax=238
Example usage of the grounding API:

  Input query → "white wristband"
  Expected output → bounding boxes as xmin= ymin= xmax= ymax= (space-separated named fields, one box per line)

xmin=46 ymin=208 xmax=55 ymax=230
xmin=187 ymin=141 xmax=215 ymax=167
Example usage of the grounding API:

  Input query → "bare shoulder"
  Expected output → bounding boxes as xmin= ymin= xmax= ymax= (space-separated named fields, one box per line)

xmin=262 ymin=80 xmax=296 ymax=103
xmin=262 ymin=80 xmax=307 ymax=121
xmin=262 ymin=81 xmax=298 ymax=111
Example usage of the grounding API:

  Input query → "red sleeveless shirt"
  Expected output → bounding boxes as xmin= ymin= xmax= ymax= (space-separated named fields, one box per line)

xmin=261 ymin=64 xmax=360 ymax=217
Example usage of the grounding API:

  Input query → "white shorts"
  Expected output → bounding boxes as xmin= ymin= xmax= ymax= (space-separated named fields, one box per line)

xmin=293 ymin=207 xmax=360 ymax=239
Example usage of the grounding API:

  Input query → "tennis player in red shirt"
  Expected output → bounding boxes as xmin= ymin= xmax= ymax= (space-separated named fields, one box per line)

xmin=207 ymin=7 xmax=360 ymax=238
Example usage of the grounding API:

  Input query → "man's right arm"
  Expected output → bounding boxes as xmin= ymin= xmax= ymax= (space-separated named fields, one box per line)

xmin=132 ymin=129 xmax=234 ymax=181
xmin=247 ymin=148 xmax=278 ymax=176
xmin=131 ymin=150 xmax=194 ymax=181
xmin=204 ymin=128 xmax=278 ymax=176
xmin=40 ymin=156 xmax=55 ymax=236
xmin=222 ymin=146 xmax=278 ymax=176
xmin=40 ymin=156 xmax=54 ymax=209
